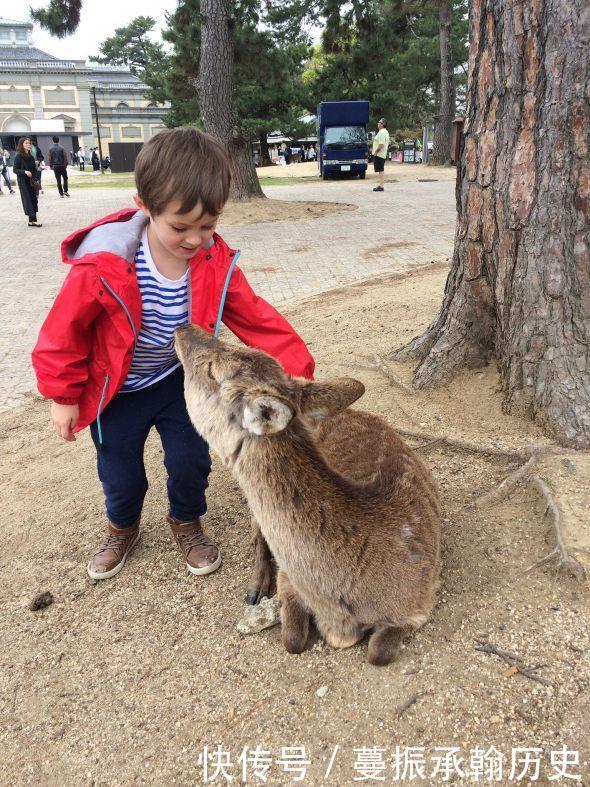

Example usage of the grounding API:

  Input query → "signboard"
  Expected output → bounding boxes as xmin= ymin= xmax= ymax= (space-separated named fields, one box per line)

xmin=31 ymin=118 xmax=65 ymax=133
xmin=403 ymin=141 xmax=417 ymax=163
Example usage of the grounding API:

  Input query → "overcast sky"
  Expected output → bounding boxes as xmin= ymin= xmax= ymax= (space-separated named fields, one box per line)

xmin=16 ymin=0 xmax=178 ymax=62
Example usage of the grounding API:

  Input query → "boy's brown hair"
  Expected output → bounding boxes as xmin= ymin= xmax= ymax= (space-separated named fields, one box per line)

xmin=134 ymin=127 xmax=232 ymax=217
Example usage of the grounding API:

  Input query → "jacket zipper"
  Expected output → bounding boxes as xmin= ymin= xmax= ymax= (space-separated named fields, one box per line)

xmin=214 ymin=250 xmax=241 ymax=337
xmin=100 ymin=277 xmax=138 ymax=343
xmin=95 ymin=278 xmax=138 ymax=444
xmin=96 ymin=374 xmax=110 ymax=446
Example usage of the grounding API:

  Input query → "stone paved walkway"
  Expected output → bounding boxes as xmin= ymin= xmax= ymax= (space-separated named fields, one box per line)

xmin=2 ymin=175 xmax=456 ymax=411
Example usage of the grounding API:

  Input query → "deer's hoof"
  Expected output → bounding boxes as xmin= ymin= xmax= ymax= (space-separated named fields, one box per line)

xmin=245 ymin=588 xmax=267 ymax=605
xmin=283 ymin=634 xmax=307 ymax=654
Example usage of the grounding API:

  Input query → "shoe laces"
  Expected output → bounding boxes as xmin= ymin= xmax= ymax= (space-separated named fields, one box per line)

xmin=97 ymin=532 xmax=131 ymax=555
xmin=178 ymin=528 xmax=211 ymax=551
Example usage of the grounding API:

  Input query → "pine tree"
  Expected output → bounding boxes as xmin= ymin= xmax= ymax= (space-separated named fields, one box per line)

xmin=302 ymin=0 xmax=467 ymax=140
xmin=158 ymin=1 xmax=312 ymax=154
xmin=391 ymin=0 xmax=590 ymax=447
xmin=90 ymin=17 xmax=169 ymax=99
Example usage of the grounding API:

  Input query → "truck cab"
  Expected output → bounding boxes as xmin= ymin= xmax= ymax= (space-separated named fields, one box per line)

xmin=317 ymin=100 xmax=370 ymax=180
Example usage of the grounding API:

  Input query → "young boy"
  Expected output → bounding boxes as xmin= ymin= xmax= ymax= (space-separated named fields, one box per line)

xmin=32 ymin=128 xmax=315 ymax=580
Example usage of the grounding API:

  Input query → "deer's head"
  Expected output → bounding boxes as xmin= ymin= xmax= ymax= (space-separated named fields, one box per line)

xmin=175 ymin=325 xmax=365 ymax=463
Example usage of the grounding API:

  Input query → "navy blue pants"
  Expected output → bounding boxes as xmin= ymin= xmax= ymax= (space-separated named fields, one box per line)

xmin=90 ymin=367 xmax=211 ymax=527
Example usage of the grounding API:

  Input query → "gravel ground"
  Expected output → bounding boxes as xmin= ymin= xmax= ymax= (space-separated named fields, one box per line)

xmin=1 ymin=265 xmax=588 ymax=786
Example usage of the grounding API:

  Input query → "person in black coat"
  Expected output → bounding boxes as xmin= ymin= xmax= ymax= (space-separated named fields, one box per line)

xmin=13 ymin=137 xmax=41 ymax=227
xmin=34 ymin=143 xmax=45 ymax=192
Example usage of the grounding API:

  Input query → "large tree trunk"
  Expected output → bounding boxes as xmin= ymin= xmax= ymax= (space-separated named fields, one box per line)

xmin=430 ymin=1 xmax=456 ymax=166
xmin=391 ymin=0 xmax=590 ymax=449
xmin=197 ymin=0 xmax=264 ymax=200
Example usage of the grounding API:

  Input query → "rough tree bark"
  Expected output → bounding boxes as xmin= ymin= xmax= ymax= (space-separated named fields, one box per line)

xmin=196 ymin=0 xmax=264 ymax=200
xmin=431 ymin=0 xmax=456 ymax=166
xmin=390 ymin=0 xmax=590 ymax=448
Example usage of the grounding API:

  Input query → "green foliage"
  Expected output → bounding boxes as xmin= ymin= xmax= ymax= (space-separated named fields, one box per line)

xmin=303 ymin=0 xmax=468 ymax=137
xmin=90 ymin=16 xmax=169 ymax=91
xmin=30 ymin=0 xmax=81 ymax=37
xmin=157 ymin=0 xmax=313 ymax=141
xmin=154 ymin=0 xmax=201 ymax=128
xmin=32 ymin=0 xmax=468 ymax=143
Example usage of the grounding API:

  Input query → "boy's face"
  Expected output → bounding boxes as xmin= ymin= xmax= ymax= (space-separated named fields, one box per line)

xmin=134 ymin=195 xmax=220 ymax=261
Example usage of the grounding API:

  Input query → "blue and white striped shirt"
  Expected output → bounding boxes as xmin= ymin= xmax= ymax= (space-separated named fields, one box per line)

xmin=121 ymin=229 xmax=189 ymax=392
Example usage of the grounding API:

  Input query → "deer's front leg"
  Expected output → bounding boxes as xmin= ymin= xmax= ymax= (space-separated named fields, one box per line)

xmin=277 ymin=569 xmax=310 ymax=654
xmin=245 ymin=518 xmax=276 ymax=605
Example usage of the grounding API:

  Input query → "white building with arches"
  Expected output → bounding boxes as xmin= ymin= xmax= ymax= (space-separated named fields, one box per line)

xmin=0 ymin=17 xmax=168 ymax=161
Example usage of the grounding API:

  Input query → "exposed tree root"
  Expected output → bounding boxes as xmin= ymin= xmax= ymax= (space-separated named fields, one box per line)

xmin=392 ymin=428 xmax=587 ymax=583
xmin=338 ymin=353 xmax=587 ymax=582
xmin=394 ymin=427 xmax=529 ymax=458
xmin=367 ymin=354 xmax=416 ymax=394
xmin=475 ymin=455 xmax=538 ymax=507
xmin=387 ymin=328 xmax=435 ymax=363
xmin=342 ymin=355 xmax=415 ymax=394
xmin=526 ymin=475 xmax=586 ymax=581
xmin=338 ymin=357 xmax=420 ymax=426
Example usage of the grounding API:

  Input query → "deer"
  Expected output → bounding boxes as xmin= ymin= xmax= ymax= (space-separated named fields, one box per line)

xmin=174 ymin=325 xmax=442 ymax=666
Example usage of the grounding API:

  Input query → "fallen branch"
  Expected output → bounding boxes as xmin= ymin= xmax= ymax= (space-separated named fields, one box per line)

xmin=527 ymin=475 xmax=586 ymax=581
xmin=475 ymin=455 xmax=538 ymax=507
xmin=414 ymin=436 xmax=446 ymax=452
xmin=396 ymin=691 xmax=428 ymax=718
xmin=474 ymin=638 xmax=554 ymax=686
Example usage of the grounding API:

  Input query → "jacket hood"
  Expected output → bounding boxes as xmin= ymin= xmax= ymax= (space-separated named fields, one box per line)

xmin=62 ymin=208 xmax=148 ymax=265
xmin=61 ymin=207 xmax=218 ymax=267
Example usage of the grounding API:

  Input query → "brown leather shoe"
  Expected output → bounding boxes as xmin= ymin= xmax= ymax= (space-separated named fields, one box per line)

xmin=167 ymin=515 xmax=221 ymax=576
xmin=86 ymin=519 xmax=140 ymax=580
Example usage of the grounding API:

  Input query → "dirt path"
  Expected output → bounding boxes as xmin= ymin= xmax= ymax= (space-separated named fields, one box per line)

xmin=1 ymin=265 xmax=588 ymax=785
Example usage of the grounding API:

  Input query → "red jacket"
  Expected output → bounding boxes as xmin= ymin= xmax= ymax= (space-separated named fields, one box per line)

xmin=32 ymin=208 xmax=315 ymax=433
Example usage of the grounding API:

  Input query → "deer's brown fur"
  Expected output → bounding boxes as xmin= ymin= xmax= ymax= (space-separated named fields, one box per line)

xmin=175 ymin=325 xmax=442 ymax=665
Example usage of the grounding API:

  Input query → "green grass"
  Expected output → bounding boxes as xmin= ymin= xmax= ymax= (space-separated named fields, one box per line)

xmin=258 ymin=175 xmax=321 ymax=186
xmin=74 ymin=174 xmax=321 ymax=189
xmin=73 ymin=173 xmax=396 ymax=189
xmin=73 ymin=174 xmax=136 ymax=189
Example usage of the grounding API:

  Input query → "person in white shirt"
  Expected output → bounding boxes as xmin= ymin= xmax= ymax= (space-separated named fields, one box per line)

xmin=371 ymin=118 xmax=390 ymax=192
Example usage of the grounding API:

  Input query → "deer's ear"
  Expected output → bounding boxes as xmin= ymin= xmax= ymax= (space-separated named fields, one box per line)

xmin=242 ymin=395 xmax=294 ymax=435
xmin=297 ymin=377 xmax=365 ymax=421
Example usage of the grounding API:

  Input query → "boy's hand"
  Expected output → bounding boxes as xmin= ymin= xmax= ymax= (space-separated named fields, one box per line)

xmin=51 ymin=402 xmax=79 ymax=442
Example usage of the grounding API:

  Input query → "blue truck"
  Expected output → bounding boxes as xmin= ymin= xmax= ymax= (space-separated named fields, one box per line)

xmin=317 ymin=100 xmax=370 ymax=180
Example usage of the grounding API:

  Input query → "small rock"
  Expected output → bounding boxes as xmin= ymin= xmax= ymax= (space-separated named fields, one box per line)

xmin=561 ymin=458 xmax=576 ymax=474
xmin=316 ymin=686 xmax=328 ymax=698
xmin=235 ymin=596 xmax=281 ymax=634
xmin=29 ymin=591 xmax=53 ymax=611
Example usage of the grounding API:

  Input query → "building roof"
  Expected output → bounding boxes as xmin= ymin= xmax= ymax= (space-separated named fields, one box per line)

xmin=0 ymin=17 xmax=32 ymax=28
xmin=89 ymin=70 xmax=142 ymax=85
xmin=0 ymin=46 xmax=57 ymax=60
